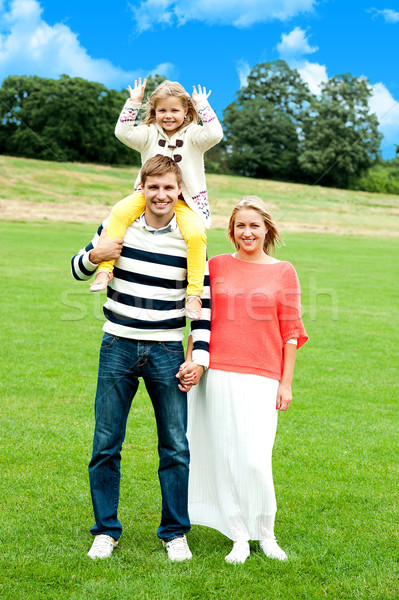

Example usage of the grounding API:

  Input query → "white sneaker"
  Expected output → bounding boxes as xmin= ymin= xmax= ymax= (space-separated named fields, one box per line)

xmin=90 ymin=271 xmax=113 ymax=293
xmin=225 ymin=541 xmax=250 ymax=564
xmin=162 ymin=535 xmax=192 ymax=562
xmin=87 ymin=534 xmax=118 ymax=559
xmin=260 ymin=538 xmax=287 ymax=561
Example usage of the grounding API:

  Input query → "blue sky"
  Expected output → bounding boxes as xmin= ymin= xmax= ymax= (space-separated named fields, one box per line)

xmin=0 ymin=0 xmax=398 ymax=158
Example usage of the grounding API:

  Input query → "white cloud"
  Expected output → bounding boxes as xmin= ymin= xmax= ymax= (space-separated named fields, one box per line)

xmin=236 ymin=59 xmax=251 ymax=88
xmin=369 ymin=8 xmax=399 ymax=23
xmin=297 ymin=61 xmax=328 ymax=95
xmin=369 ymin=82 xmax=399 ymax=146
xmin=0 ymin=0 xmax=175 ymax=88
xmin=277 ymin=26 xmax=317 ymax=58
xmin=276 ymin=27 xmax=399 ymax=152
xmin=132 ymin=0 xmax=316 ymax=32
xmin=276 ymin=27 xmax=327 ymax=95
xmin=150 ymin=62 xmax=175 ymax=77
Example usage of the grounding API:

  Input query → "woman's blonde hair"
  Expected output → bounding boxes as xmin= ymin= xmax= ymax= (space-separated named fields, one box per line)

xmin=227 ymin=196 xmax=282 ymax=255
xmin=143 ymin=80 xmax=197 ymax=127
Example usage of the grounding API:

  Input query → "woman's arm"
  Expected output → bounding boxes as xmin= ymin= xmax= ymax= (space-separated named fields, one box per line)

xmin=185 ymin=334 xmax=194 ymax=362
xmin=276 ymin=342 xmax=297 ymax=411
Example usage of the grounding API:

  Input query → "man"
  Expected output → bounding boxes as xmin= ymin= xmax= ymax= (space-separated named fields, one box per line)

xmin=71 ymin=156 xmax=210 ymax=561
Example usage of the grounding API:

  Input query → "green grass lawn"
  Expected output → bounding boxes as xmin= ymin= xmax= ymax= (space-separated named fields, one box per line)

xmin=0 ymin=222 xmax=398 ymax=599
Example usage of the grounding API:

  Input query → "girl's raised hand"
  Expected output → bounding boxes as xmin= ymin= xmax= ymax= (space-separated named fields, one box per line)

xmin=191 ymin=85 xmax=211 ymax=105
xmin=128 ymin=78 xmax=147 ymax=102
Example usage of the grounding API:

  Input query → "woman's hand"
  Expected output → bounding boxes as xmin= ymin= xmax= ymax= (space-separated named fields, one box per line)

xmin=276 ymin=382 xmax=292 ymax=411
xmin=176 ymin=361 xmax=204 ymax=392
xmin=191 ymin=85 xmax=211 ymax=105
xmin=128 ymin=78 xmax=147 ymax=102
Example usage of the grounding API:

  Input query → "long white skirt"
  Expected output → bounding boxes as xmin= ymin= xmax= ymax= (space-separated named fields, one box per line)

xmin=187 ymin=369 xmax=279 ymax=542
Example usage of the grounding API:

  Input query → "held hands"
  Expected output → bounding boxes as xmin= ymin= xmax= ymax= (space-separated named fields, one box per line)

xmin=128 ymin=78 xmax=147 ymax=103
xmin=276 ymin=382 xmax=292 ymax=411
xmin=89 ymin=229 xmax=124 ymax=264
xmin=176 ymin=361 xmax=204 ymax=392
xmin=191 ymin=85 xmax=211 ymax=105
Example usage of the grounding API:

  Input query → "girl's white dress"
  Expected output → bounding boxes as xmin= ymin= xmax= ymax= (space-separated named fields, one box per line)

xmin=187 ymin=368 xmax=279 ymax=542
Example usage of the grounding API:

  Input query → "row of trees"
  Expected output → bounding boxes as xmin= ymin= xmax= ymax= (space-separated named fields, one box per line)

xmin=0 ymin=75 xmax=132 ymax=165
xmin=220 ymin=61 xmax=382 ymax=188
xmin=0 ymin=62 xmax=387 ymax=189
xmin=0 ymin=74 xmax=164 ymax=165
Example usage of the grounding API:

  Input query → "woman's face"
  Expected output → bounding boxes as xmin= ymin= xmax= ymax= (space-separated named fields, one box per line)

xmin=233 ymin=208 xmax=268 ymax=254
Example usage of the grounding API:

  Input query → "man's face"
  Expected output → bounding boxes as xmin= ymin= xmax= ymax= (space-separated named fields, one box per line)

xmin=142 ymin=172 xmax=181 ymax=222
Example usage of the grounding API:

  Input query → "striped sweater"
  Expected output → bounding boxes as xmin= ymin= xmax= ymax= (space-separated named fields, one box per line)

xmin=71 ymin=219 xmax=211 ymax=367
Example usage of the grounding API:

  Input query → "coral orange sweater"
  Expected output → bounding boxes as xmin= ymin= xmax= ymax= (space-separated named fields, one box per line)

xmin=208 ymin=254 xmax=308 ymax=380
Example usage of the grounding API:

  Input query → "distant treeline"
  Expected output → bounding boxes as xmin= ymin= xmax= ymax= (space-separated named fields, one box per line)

xmin=350 ymin=158 xmax=399 ymax=195
xmin=0 ymin=63 xmax=397 ymax=192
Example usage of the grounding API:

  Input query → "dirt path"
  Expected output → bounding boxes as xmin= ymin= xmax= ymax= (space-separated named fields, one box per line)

xmin=0 ymin=199 xmax=111 ymax=223
xmin=1 ymin=198 xmax=398 ymax=237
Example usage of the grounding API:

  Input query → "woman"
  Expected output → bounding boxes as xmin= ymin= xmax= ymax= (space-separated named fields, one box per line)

xmin=182 ymin=196 xmax=308 ymax=564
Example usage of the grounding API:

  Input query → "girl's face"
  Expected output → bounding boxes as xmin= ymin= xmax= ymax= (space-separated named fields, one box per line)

xmin=155 ymin=96 xmax=187 ymax=137
xmin=233 ymin=208 xmax=268 ymax=255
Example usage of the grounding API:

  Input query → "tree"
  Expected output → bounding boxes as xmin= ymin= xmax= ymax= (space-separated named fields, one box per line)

xmin=143 ymin=74 xmax=167 ymax=104
xmin=222 ymin=60 xmax=312 ymax=180
xmin=0 ymin=74 xmax=171 ymax=164
xmin=0 ymin=75 xmax=141 ymax=164
xmin=298 ymin=74 xmax=382 ymax=188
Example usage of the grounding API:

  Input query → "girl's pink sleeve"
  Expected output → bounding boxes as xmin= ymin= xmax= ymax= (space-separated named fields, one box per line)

xmin=114 ymin=99 xmax=150 ymax=152
xmin=190 ymin=101 xmax=224 ymax=153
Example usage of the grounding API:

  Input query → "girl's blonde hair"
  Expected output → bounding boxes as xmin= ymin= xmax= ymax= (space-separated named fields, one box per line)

xmin=143 ymin=80 xmax=198 ymax=127
xmin=227 ymin=196 xmax=282 ymax=255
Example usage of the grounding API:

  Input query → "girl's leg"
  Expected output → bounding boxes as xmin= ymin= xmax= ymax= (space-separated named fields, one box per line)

xmin=90 ymin=192 xmax=146 ymax=292
xmin=174 ymin=201 xmax=207 ymax=319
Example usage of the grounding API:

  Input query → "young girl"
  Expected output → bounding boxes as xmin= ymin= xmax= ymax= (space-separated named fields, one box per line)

xmin=90 ymin=78 xmax=223 ymax=320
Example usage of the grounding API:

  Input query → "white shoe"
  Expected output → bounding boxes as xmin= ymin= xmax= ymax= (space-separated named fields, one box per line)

xmin=225 ymin=541 xmax=250 ymax=564
xmin=260 ymin=538 xmax=287 ymax=561
xmin=87 ymin=534 xmax=118 ymax=559
xmin=90 ymin=271 xmax=113 ymax=292
xmin=185 ymin=296 xmax=202 ymax=320
xmin=162 ymin=535 xmax=192 ymax=562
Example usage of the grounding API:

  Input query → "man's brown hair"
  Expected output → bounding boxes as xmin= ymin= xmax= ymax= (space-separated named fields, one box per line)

xmin=141 ymin=155 xmax=183 ymax=187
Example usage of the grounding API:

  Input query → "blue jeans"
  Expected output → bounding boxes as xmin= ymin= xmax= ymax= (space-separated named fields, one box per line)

xmin=88 ymin=333 xmax=190 ymax=541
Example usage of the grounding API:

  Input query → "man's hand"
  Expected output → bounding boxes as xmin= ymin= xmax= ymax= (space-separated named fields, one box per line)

xmin=89 ymin=229 xmax=124 ymax=264
xmin=176 ymin=361 xmax=204 ymax=392
xmin=128 ymin=78 xmax=147 ymax=103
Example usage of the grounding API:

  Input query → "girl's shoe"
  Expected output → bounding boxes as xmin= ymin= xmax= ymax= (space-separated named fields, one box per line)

xmin=185 ymin=295 xmax=202 ymax=320
xmin=90 ymin=271 xmax=113 ymax=292
xmin=225 ymin=541 xmax=250 ymax=564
